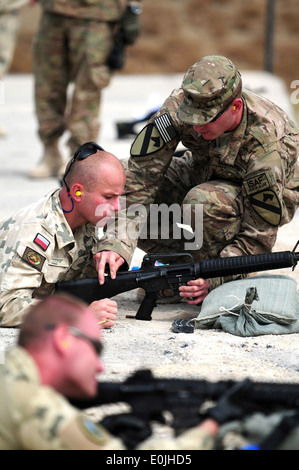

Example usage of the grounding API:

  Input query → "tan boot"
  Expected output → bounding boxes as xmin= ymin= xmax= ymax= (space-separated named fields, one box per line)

xmin=28 ymin=143 xmax=64 ymax=179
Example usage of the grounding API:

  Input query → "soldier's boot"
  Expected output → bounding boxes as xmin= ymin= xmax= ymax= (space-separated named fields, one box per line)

xmin=28 ymin=142 xmax=64 ymax=179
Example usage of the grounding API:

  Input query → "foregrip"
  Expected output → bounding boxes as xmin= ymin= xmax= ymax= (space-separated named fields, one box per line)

xmin=196 ymin=251 xmax=298 ymax=279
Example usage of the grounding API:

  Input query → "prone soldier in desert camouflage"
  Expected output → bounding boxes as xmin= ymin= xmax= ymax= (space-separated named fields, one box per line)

xmin=0 ymin=295 xmax=220 ymax=450
xmin=99 ymin=55 xmax=299 ymax=303
xmin=0 ymin=143 xmax=127 ymax=327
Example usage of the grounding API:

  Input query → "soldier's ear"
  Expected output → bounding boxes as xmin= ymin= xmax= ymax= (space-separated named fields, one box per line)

xmin=52 ymin=324 xmax=71 ymax=355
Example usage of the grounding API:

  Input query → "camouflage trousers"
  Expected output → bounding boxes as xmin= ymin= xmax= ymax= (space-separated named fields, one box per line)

xmin=33 ymin=11 xmax=114 ymax=154
xmin=0 ymin=10 xmax=20 ymax=79
xmin=137 ymin=152 xmax=243 ymax=262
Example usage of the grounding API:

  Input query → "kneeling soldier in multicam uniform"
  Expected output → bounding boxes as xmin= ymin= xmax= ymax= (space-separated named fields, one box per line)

xmin=99 ymin=54 xmax=299 ymax=305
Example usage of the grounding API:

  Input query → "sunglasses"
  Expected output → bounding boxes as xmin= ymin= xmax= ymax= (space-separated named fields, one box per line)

xmin=63 ymin=141 xmax=105 ymax=194
xmin=45 ymin=324 xmax=103 ymax=356
xmin=209 ymin=101 xmax=233 ymax=123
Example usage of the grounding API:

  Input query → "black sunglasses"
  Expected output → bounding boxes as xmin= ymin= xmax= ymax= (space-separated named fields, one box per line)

xmin=63 ymin=141 xmax=105 ymax=194
xmin=209 ymin=101 xmax=233 ymax=123
xmin=45 ymin=323 xmax=103 ymax=356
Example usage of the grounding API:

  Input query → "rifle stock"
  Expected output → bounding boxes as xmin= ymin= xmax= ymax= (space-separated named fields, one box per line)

xmin=56 ymin=242 xmax=299 ymax=320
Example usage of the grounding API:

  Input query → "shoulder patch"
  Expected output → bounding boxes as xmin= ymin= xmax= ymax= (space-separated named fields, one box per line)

xmin=22 ymin=247 xmax=46 ymax=271
xmin=243 ymin=171 xmax=275 ymax=195
xmin=78 ymin=416 xmax=108 ymax=445
xmin=34 ymin=233 xmax=50 ymax=251
xmin=130 ymin=113 xmax=177 ymax=157
xmin=249 ymin=189 xmax=282 ymax=226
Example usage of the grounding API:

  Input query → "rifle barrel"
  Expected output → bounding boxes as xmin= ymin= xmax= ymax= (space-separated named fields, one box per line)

xmin=196 ymin=250 xmax=298 ymax=279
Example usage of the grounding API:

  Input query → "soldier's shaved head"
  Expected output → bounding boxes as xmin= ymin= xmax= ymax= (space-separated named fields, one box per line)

xmin=66 ymin=150 xmax=125 ymax=192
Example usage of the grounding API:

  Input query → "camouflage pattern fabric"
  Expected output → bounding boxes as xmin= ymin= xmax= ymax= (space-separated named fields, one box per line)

xmin=0 ymin=0 xmax=28 ymax=12
xmin=0 ymin=189 xmax=115 ymax=327
xmin=100 ymin=62 xmax=299 ymax=292
xmin=0 ymin=347 xmax=215 ymax=450
xmin=0 ymin=0 xmax=29 ymax=79
xmin=33 ymin=11 xmax=113 ymax=153
xmin=0 ymin=347 xmax=125 ymax=450
xmin=39 ymin=0 xmax=130 ymax=21
xmin=177 ymin=55 xmax=242 ymax=125
xmin=34 ymin=1 xmax=142 ymax=153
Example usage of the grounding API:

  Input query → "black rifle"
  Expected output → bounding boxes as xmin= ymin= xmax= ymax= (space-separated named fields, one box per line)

xmin=69 ymin=369 xmax=299 ymax=450
xmin=56 ymin=241 xmax=299 ymax=321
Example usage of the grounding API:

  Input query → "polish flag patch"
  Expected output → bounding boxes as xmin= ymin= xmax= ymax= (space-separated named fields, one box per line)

xmin=34 ymin=233 xmax=50 ymax=251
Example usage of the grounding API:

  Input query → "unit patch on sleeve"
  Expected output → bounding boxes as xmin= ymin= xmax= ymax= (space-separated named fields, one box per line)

xmin=34 ymin=233 xmax=50 ymax=251
xmin=249 ymin=189 xmax=282 ymax=226
xmin=244 ymin=170 xmax=281 ymax=226
xmin=130 ymin=113 xmax=177 ymax=157
xmin=22 ymin=246 xmax=46 ymax=271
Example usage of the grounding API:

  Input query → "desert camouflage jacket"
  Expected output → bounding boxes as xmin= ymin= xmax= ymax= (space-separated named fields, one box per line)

xmin=0 ymin=347 xmax=125 ymax=450
xmin=0 ymin=0 xmax=29 ymax=12
xmin=0 ymin=190 xmax=106 ymax=326
xmin=0 ymin=347 xmax=214 ymax=450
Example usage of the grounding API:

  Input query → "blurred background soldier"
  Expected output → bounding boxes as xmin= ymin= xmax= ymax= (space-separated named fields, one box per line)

xmin=29 ymin=0 xmax=142 ymax=179
xmin=0 ymin=0 xmax=29 ymax=136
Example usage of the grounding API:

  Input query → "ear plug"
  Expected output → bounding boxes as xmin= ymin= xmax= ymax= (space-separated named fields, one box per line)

xmin=75 ymin=191 xmax=82 ymax=196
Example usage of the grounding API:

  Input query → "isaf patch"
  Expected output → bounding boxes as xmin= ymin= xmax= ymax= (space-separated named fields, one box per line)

xmin=244 ymin=170 xmax=281 ymax=226
xmin=243 ymin=171 xmax=275 ymax=195
xmin=249 ymin=189 xmax=282 ymax=226
xmin=131 ymin=113 xmax=177 ymax=157
xmin=22 ymin=247 xmax=46 ymax=271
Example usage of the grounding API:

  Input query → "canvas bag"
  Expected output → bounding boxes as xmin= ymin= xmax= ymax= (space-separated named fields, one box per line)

xmin=195 ymin=274 xmax=299 ymax=336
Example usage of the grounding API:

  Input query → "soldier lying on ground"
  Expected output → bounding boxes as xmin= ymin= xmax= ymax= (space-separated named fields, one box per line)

xmin=0 ymin=142 xmax=127 ymax=327
xmin=0 ymin=294 xmax=249 ymax=450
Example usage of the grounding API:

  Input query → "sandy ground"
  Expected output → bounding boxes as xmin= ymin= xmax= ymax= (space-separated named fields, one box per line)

xmin=1 ymin=73 xmax=299 ymax=388
xmin=1 ymin=209 xmax=299 ymax=387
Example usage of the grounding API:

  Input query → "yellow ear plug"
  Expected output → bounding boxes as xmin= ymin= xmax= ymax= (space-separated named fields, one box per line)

xmin=75 ymin=191 xmax=82 ymax=196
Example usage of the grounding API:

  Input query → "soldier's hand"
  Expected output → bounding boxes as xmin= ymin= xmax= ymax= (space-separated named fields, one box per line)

xmin=89 ymin=298 xmax=118 ymax=328
xmin=94 ymin=251 xmax=125 ymax=285
xmin=205 ymin=379 xmax=252 ymax=425
xmin=179 ymin=278 xmax=209 ymax=304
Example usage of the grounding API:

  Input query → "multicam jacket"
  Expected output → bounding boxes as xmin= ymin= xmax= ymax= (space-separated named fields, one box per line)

xmin=38 ymin=0 xmax=141 ymax=21
xmin=99 ymin=88 xmax=299 ymax=259
xmin=0 ymin=190 xmax=104 ymax=326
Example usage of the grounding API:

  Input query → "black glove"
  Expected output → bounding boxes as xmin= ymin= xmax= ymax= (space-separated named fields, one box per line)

xmin=205 ymin=379 xmax=253 ymax=425
xmin=100 ymin=413 xmax=152 ymax=449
